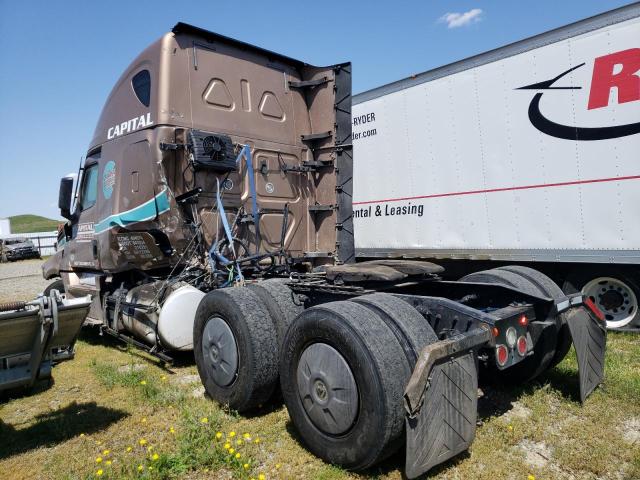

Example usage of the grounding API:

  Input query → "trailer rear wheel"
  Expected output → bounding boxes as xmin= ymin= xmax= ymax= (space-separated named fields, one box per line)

xmin=194 ymin=288 xmax=278 ymax=412
xmin=563 ymin=268 xmax=640 ymax=330
xmin=247 ymin=278 xmax=304 ymax=347
xmin=460 ymin=269 xmax=558 ymax=381
xmin=280 ymin=300 xmax=411 ymax=470
xmin=496 ymin=266 xmax=572 ymax=367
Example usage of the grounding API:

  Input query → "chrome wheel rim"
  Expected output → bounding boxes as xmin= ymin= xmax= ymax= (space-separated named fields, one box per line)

xmin=583 ymin=277 xmax=637 ymax=328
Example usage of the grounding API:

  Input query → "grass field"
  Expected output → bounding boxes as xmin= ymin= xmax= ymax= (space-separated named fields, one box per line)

xmin=8 ymin=214 xmax=60 ymax=234
xmin=0 ymin=329 xmax=638 ymax=480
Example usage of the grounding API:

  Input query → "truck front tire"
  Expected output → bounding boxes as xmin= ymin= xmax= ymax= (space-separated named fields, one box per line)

xmin=194 ymin=288 xmax=279 ymax=412
xmin=280 ymin=300 xmax=411 ymax=470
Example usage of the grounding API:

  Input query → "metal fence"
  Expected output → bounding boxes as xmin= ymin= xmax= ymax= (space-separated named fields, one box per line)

xmin=5 ymin=231 xmax=58 ymax=256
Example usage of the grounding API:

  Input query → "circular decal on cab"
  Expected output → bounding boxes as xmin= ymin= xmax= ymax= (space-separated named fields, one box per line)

xmin=103 ymin=161 xmax=116 ymax=199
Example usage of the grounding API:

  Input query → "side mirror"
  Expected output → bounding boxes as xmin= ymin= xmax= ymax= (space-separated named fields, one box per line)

xmin=58 ymin=177 xmax=74 ymax=220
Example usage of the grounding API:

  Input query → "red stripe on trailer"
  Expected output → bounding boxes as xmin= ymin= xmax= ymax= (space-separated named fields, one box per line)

xmin=352 ymin=174 xmax=640 ymax=206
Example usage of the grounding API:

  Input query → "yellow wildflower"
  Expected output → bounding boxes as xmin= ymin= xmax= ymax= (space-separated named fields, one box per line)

xmin=236 ymin=439 xmax=243 ymax=446
xmin=215 ymin=432 xmax=223 ymax=439
xmin=95 ymin=457 xmax=103 ymax=464
xmin=508 ymin=425 xmax=513 ymax=431
xmin=141 ymin=417 xmax=147 ymax=423
xmin=152 ymin=453 xmax=159 ymax=461
xmin=147 ymin=446 xmax=154 ymax=452
xmin=169 ymin=426 xmax=175 ymax=434
xmin=243 ymin=463 xmax=250 ymax=469
xmin=229 ymin=448 xmax=235 ymax=454
xmin=235 ymin=452 xmax=241 ymax=459
xmin=80 ymin=433 xmax=85 ymax=438
xmin=243 ymin=433 xmax=251 ymax=439
xmin=528 ymin=476 xmax=535 ymax=480
xmin=96 ymin=469 xmax=103 ymax=476
xmin=139 ymin=438 xmax=147 ymax=446
xmin=148 ymin=466 xmax=153 ymax=471
xmin=161 ymin=375 xmax=167 ymax=381
xmin=137 ymin=465 xmax=144 ymax=472
xmin=201 ymin=417 xmax=208 ymax=423
xmin=126 ymin=446 xmax=132 ymax=452
xmin=102 ymin=449 xmax=110 ymax=455
xmin=105 ymin=460 xmax=112 ymax=466
xmin=258 ymin=474 xmax=266 ymax=480
xmin=229 ymin=431 xmax=236 ymax=437
xmin=276 ymin=463 xmax=281 ymax=469
xmin=254 ymin=438 xmax=260 ymax=444
xmin=140 ymin=380 xmax=147 ymax=385
xmin=224 ymin=443 xmax=231 ymax=450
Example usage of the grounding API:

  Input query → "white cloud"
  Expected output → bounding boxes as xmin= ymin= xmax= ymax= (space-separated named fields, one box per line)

xmin=439 ymin=8 xmax=483 ymax=28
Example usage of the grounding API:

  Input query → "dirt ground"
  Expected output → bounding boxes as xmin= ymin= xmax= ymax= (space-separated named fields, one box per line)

xmin=0 ymin=260 xmax=639 ymax=480
xmin=0 ymin=258 xmax=51 ymax=303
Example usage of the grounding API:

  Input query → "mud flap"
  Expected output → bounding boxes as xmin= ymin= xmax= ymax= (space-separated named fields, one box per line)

xmin=565 ymin=306 xmax=606 ymax=402
xmin=405 ymin=351 xmax=478 ymax=479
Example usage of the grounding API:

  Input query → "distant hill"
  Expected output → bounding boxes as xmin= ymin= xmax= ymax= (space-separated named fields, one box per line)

xmin=9 ymin=214 xmax=60 ymax=234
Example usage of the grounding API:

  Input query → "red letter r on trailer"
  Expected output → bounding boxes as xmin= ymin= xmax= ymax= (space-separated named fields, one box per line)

xmin=588 ymin=48 xmax=640 ymax=110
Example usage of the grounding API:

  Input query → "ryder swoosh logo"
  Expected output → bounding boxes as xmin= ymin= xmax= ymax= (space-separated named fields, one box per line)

xmin=518 ymin=48 xmax=640 ymax=141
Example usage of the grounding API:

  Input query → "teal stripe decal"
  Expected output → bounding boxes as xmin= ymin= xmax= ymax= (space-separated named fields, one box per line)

xmin=94 ymin=189 xmax=171 ymax=234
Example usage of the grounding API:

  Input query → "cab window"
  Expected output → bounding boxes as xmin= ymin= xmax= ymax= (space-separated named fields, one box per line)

xmin=132 ymin=70 xmax=151 ymax=107
xmin=80 ymin=164 xmax=99 ymax=211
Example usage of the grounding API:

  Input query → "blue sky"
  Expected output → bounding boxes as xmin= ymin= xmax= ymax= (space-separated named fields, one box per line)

xmin=0 ymin=0 xmax=632 ymax=220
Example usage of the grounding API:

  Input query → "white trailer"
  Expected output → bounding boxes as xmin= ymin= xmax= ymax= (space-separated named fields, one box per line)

xmin=353 ymin=2 xmax=640 ymax=330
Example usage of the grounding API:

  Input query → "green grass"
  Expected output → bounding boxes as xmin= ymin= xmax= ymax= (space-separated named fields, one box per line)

xmin=0 ymin=332 xmax=638 ymax=480
xmin=9 ymin=214 xmax=60 ymax=234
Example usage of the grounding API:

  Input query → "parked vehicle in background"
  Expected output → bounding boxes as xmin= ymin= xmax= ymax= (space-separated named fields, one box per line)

xmin=352 ymin=2 xmax=640 ymax=332
xmin=0 ymin=237 xmax=41 ymax=262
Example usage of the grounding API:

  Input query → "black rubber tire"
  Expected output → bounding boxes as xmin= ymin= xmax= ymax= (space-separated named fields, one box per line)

xmin=280 ymin=300 xmax=411 ymax=470
xmin=247 ymin=278 xmax=304 ymax=348
xmin=351 ymin=293 xmax=437 ymax=367
xmin=43 ymin=279 xmax=65 ymax=296
xmin=460 ymin=269 xmax=558 ymax=381
xmin=496 ymin=265 xmax=572 ymax=368
xmin=193 ymin=287 xmax=279 ymax=412
xmin=563 ymin=267 xmax=640 ymax=331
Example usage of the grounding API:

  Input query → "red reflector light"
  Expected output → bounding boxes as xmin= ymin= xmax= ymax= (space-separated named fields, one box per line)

xmin=492 ymin=327 xmax=500 ymax=338
xmin=517 ymin=336 xmax=528 ymax=356
xmin=496 ymin=345 xmax=509 ymax=366
xmin=518 ymin=315 xmax=529 ymax=327
xmin=584 ymin=297 xmax=605 ymax=321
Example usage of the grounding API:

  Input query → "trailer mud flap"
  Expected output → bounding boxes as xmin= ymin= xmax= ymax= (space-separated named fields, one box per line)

xmin=565 ymin=306 xmax=606 ymax=402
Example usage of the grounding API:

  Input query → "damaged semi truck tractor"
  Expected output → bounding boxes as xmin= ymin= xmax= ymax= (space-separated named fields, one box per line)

xmin=43 ymin=22 xmax=607 ymax=478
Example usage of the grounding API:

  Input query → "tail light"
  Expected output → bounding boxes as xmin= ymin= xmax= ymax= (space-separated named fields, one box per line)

xmin=518 ymin=315 xmax=529 ymax=327
xmin=496 ymin=344 xmax=509 ymax=366
xmin=517 ymin=336 xmax=528 ymax=356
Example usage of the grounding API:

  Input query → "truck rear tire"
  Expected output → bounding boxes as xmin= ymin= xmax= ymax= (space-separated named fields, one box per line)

xmin=460 ymin=269 xmax=558 ymax=381
xmin=280 ymin=300 xmax=411 ymax=470
xmin=247 ymin=278 xmax=304 ymax=347
xmin=193 ymin=287 xmax=279 ymax=412
xmin=351 ymin=293 xmax=437 ymax=366
xmin=496 ymin=266 xmax=572 ymax=368
xmin=563 ymin=268 xmax=640 ymax=331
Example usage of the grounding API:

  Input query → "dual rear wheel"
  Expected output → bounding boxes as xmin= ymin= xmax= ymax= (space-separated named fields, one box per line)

xmin=194 ymin=286 xmax=438 ymax=469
